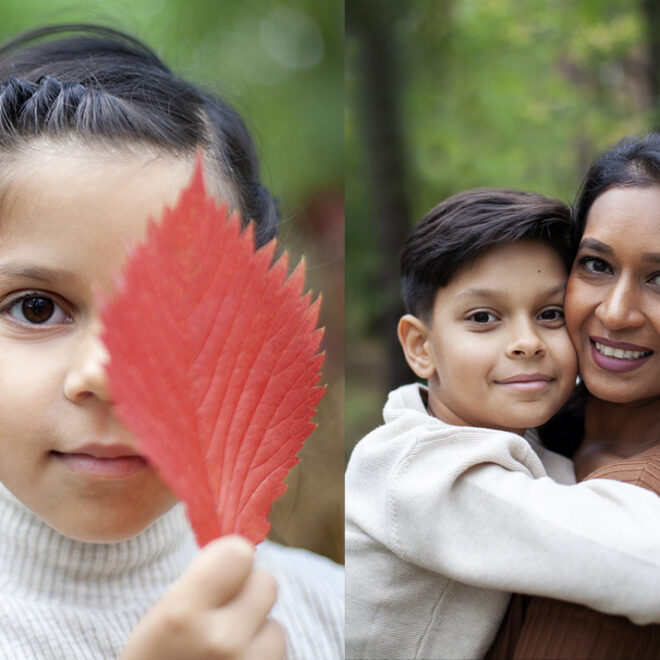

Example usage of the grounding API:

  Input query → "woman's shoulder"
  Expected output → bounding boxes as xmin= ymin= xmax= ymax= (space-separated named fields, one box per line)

xmin=586 ymin=444 xmax=660 ymax=494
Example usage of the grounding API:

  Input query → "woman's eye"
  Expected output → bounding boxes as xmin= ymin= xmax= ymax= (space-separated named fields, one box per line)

xmin=649 ymin=272 xmax=660 ymax=287
xmin=2 ymin=294 xmax=71 ymax=326
xmin=579 ymin=256 xmax=612 ymax=274
xmin=538 ymin=308 xmax=564 ymax=322
xmin=468 ymin=311 xmax=497 ymax=324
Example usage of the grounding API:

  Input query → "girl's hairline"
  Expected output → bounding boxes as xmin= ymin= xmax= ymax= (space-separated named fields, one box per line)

xmin=0 ymin=134 xmax=239 ymax=211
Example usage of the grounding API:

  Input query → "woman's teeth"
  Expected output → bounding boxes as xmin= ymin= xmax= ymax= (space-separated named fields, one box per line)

xmin=595 ymin=341 xmax=651 ymax=360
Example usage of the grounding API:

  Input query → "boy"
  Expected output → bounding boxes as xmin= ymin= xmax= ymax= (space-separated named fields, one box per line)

xmin=345 ymin=188 xmax=660 ymax=660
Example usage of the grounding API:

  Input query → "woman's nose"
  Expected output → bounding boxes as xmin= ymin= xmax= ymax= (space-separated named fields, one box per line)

xmin=506 ymin=318 xmax=546 ymax=359
xmin=63 ymin=324 xmax=111 ymax=404
xmin=594 ymin=275 xmax=645 ymax=330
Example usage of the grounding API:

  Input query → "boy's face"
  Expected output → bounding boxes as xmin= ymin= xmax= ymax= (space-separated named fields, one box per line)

xmin=0 ymin=144 xmax=197 ymax=542
xmin=400 ymin=240 xmax=577 ymax=434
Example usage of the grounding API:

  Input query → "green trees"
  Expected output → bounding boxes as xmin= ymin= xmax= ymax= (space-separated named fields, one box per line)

xmin=347 ymin=0 xmax=653 ymax=450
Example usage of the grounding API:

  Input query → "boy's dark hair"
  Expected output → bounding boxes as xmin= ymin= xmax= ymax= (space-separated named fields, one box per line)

xmin=573 ymin=131 xmax=660 ymax=254
xmin=0 ymin=24 xmax=277 ymax=246
xmin=400 ymin=188 xmax=572 ymax=320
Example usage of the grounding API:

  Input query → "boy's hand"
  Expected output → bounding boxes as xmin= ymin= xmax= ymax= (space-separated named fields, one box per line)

xmin=119 ymin=536 xmax=286 ymax=660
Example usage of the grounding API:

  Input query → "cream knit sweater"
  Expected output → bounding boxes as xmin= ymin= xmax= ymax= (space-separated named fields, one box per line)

xmin=0 ymin=483 xmax=344 ymax=659
xmin=346 ymin=384 xmax=660 ymax=660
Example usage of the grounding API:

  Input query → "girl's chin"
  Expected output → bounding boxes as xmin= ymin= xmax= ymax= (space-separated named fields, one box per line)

xmin=45 ymin=499 xmax=179 ymax=543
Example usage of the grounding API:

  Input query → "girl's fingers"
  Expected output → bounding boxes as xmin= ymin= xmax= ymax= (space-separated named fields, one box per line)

xmin=203 ymin=568 xmax=279 ymax=651
xmin=242 ymin=619 xmax=287 ymax=660
xmin=163 ymin=535 xmax=255 ymax=609
xmin=201 ymin=618 xmax=286 ymax=660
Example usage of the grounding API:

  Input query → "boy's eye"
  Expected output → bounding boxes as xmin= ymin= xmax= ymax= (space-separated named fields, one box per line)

xmin=538 ymin=308 xmax=564 ymax=322
xmin=579 ymin=256 xmax=612 ymax=274
xmin=468 ymin=311 xmax=497 ymax=324
xmin=2 ymin=294 xmax=71 ymax=327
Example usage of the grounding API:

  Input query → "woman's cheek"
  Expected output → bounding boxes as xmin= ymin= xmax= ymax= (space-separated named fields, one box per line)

xmin=564 ymin=274 xmax=588 ymax=357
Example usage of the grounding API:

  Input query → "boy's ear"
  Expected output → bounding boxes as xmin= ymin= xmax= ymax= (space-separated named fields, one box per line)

xmin=397 ymin=314 xmax=436 ymax=379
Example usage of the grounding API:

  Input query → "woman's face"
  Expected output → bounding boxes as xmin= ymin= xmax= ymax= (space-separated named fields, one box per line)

xmin=566 ymin=185 xmax=660 ymax=404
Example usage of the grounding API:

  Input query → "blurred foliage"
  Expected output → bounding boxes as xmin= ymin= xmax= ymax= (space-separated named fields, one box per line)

xmin=0 ymin=0 xmax=344 ymax=562
xmin=347 ymin=0 xmax=653 ymax=452
xmin=0 ymin=0 xmax=343 ymax=207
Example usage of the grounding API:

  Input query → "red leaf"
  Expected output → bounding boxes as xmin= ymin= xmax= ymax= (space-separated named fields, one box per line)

xmin=100 ymin=158 xmax=325 ymax=546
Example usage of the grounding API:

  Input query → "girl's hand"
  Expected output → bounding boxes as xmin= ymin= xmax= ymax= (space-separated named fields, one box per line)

xmin=119 ymin=536 xmax=286 ymax=660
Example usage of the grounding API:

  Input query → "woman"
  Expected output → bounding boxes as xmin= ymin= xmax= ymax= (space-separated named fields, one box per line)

xmin=488 ymin=132 xmax=660 ymax=659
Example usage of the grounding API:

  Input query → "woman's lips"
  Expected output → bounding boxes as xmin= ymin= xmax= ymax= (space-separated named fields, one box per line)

xmin=589 ymin=336 xmax=654 ymax=373
xmin=52 ymin=444 xmax=148 ymax=478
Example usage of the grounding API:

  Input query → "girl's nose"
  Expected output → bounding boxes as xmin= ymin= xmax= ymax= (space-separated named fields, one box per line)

xmin=506 ymin=318 xmax=546 ymax=359
xmin=63 ymin=324 xmax=111 ymax=404
xmin=594 ymin=276 xmax=644 ymax=331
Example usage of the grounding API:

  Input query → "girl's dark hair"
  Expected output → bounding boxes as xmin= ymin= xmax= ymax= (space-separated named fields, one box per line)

xmin=400 ymin=188 xmax=572 ymax=320
xmin=573 ymin=131 xmax=660 ymax=254
xmin=0 ymin=24 xmax=277 ymax=246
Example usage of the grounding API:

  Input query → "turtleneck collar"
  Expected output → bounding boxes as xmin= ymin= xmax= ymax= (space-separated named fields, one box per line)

xmin=0 ymin=481 xmax=198 ymax=608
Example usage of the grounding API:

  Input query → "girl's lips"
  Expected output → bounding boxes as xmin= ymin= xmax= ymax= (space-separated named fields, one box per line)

xmin=589 ymin=338 xmax=654 ymax=373
xmin=52 ymin=451 xmax=148 ymax=478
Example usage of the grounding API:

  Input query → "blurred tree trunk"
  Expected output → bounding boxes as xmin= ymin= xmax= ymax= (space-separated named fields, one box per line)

xmin=642 ymin=0 xmax=660 ymax=127
xmin=347 ymin=0 xmax=412 ymax=391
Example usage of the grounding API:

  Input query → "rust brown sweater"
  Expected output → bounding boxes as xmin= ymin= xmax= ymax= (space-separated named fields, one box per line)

xmin=487 ymin=445 xmax=660 ymax=660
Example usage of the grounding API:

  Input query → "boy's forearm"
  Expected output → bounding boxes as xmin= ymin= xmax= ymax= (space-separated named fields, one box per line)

xmin=390 ymin=461 xmax=660 ymax=624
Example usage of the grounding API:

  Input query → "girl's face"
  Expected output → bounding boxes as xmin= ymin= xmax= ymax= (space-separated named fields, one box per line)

xmin=0 ymin=144 xmax=197 ymax=542
xmin=566 ymin=185 xmax=660 ymax=405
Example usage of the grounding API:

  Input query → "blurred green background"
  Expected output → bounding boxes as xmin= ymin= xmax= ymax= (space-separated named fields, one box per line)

xmin=0 ymin=0 xmax=343 ymax=562
xmin=347 ymin=0 xmax=657 ymax=457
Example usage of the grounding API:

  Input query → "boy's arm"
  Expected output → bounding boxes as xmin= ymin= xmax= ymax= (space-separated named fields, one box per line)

xmin=350 ymin=424 xmax=660 ymax=625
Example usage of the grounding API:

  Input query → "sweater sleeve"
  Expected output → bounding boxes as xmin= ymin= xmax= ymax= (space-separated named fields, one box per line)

xmin=380 ymin=426 xmax=660 ymax=625
xmin=488 ymin=447 xmax=660 ymax=660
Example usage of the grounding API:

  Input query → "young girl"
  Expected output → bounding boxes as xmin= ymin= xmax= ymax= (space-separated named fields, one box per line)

xmin=0 ymin=24 xmax=343 ymax=660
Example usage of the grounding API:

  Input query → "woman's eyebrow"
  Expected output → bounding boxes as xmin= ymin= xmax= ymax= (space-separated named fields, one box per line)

xmin=578 ymin=238 xmax=613 ymax=254
xmin=579 ymin=238 xmax=660 ymax=264
xmin=0 ymin=263 xmax=80 ymax=284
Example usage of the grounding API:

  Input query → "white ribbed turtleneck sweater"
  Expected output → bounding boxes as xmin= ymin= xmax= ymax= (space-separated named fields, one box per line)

xmin=0 ymin=483 xmax=345 ymax=660
xmin=0 ymin=482 xmax=198 ymax=659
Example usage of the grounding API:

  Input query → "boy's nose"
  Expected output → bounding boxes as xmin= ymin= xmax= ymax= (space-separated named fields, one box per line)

xmin=506 ymin=319 xmax=546 ymax=358
xmin=594 ymin=275 xmax=645 ymax=331
xmin=63 ymin=323 xmax=111 ymax=404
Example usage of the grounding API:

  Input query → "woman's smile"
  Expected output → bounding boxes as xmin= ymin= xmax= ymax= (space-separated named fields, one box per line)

xmin=566 ymin=185 xmax=660 ymax=404
xmin=589 ymin=336 xmax=654 ymax=372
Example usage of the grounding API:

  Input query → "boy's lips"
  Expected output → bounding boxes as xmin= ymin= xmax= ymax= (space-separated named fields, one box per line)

xmin=495 ymin=373 xmax=553 ymax=391
xmin=589 ymin=336 xmax=654 ymax=373
xmin=52 ymin=443 xmax=147 ymax=478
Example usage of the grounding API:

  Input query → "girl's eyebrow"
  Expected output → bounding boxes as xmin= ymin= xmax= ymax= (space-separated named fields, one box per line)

xmin=0 ymin=263 xmax=80 ymax=284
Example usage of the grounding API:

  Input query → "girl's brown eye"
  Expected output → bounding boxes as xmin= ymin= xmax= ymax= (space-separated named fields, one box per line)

xmin=1 ymin=292 xmax=71 ymax=327
xmin=22 ymin=297 xmax=55 ymax=323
